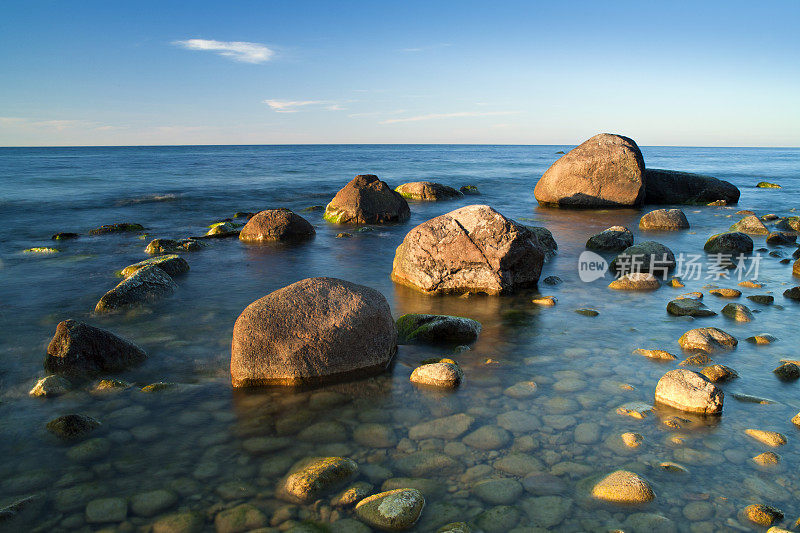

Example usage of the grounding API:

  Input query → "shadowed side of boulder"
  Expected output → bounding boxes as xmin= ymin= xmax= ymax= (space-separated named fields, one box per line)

xmin=644 ymin=169 xmax=740 ymax=205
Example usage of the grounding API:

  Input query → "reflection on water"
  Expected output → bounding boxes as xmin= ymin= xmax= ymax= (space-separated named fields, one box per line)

xmin=1 ymin=145 xmax=800 ymax=531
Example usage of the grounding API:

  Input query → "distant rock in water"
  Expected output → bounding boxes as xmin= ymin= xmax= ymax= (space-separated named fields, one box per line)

xmin=239 ymin=209 xmax=315 ymax=242
xmin=44 ymin=319 xmax=147 ymax=374
xmin=644 ymin=169 xmax=740 ymax=205
xmin=324 ymin=174 xmax=410 ymax=224
xmin=89 ymin=223 xmax=144 ymax=235
xmin=756 ymin=181 xmax=781 ymax=188
xmin=534 ymin=133 xmax=645 ymax=208
xmin=395 ymin=181 xmax=463 ymax=201
xmin=639 ymin=209 xmax=690 ymax=231
xmin=230 ymin=277 xmax=397 ymax=387
xmin=144 ymin=238 xmax=201 ymax=254
xmin=51 ymin=232 xmax=79 ymax=240
xmin=95 ymin=265 xmax=177 ymax=313
xmin=586 ymin=226 xmax=634 ymax=252
xmin=390 ymin=205 xmax=544 ymax=295
xmin=460 ymin=184 xmax=480 ymax=195
xmin=396 ymin=314 xmax=481 ymax=344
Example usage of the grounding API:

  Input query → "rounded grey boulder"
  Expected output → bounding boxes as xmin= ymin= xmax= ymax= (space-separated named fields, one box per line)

xmin=704 ymin=232 xmax=754 ymax=254
xmin=586 ymin=226 xmax=634 ymax=252
xmin=230 ymin=277 xmax=397 ymax=387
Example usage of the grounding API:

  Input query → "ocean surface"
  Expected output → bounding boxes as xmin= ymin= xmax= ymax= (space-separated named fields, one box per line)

xmin=1 ymin=144 xmax=799 ymax=532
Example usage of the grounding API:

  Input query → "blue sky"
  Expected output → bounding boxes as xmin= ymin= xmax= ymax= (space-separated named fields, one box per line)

xmin=1 ymin=0 xmax=798 ymax=146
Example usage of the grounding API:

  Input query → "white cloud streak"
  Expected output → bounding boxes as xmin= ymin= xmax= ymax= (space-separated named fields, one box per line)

xmin=173 ymin=39 xmax=274 ymax=63
xmin=263 ymin=100 xmax=344 ymax=113
xmin=380 ymin=111 xmax=519 ymax=125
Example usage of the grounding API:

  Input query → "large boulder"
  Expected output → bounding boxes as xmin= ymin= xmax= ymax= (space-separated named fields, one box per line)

xmin=654 ymin=369 xmax=723 ymax=415
xmin=586 ymin=226 xmax=634 ymax=252
xmin=230 ymin=277 xmax=396 ymax=387
xmin=639 ymin=209 xmax=690 ymax=231
xmin=395 ymin=181 xmax=463 ymax=201
xmin=44 ymin=320 xmax=147 ymax=374
xmin=324 ymin=174 xmax=410 ymax=224
xmin=704 ymin=232 xmax=754 ymax=254
xmin=534 ymin=134 xmax=645 ymax=208
xmin=730 ymin=215 xmax=769 ymax=235
xmin=391 ymin=205 xmax=544 ymax=295
xmin=95 ymin=265 xmax=177 ymax=313
xmin=644 ymin=169 xmax=740 ymax=205
xmin=679 ymin=327 xmax=737 ymax=353
xmin=239 ymin=209 xmax=315 ymax=242
xmin=611 ymin=241 xmax=675 ymax=274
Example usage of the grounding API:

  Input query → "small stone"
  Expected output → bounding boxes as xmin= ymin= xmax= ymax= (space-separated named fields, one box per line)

xmin=740 ymin=280 xmax=763 ymax=288
xmin=504 ymin=381 xmax=537 ymax=398
xmin=658 ymin=462 xmax=688 ymax=473
xmin=639 ymin=208 xmax=690 ymax=231
xmin=730 ymin=215 xmax=769 ymax=235
xmin=336 ymin=232 xmax=352 ymax=238
xmin=621 ymin=432 xmax=643 ymax=448
xmin=575 ymin=308 xmax=599 ymax=317
xmin=710 ymin=288 xmax=742 ymax=298
xmin=542 ymin=275 xmax=562 ymax=285
xmin=773 ymin=362 xmax=800 ymax=381
xmin=591 ymin=470 xmax=655 ymax=504
xmin=277 ymin=457 xmax=359 ymax=504
xmin=85 ymin=497 xmax=127 ymax=523
xmin=680 ymin=353 xmax=714 ymax=367
xmin=46 ymin=414 xmax=100 ymax=440
xmin=616 ymin=402 xmax=654 ymax=419
xmin=410 ymin=362 xmax=462 ymax=388
xmin=634 ymin=349 xmax=677 ymax=361
xmin=214 ymin=504 xmax=267 ymax=533
xmin=752 ymin=452 xmax=781 ymax=467
xmin=701 ymin=364 xmax=738 ymax=383
xmin=474 ymin=505 xmax=521 ymax=533
xmin=331 ymin=482 xmax=373 ymax=508
xmin=683 ymin=501 xmax=714 ymax=521
xmin=531 ymin=296 xmax=557 ymax=306
xmin=745 ymin=429 xmax=787 ymax=447
xmin=609 ymin=272 xmax=661 ymax=290
xmin=29 ymin=375 xmax=71 ymax=397
xmin=151 ymin=512 xmax=204 ymax=533
xmin=746 ymin=333 xmax=777 ymax=345
xmin=574 ymin=422 xmax=600 ymax=444
xmin=462 ymin=425 xmax=511 ymax=450
xmin=667 ymin=298 xmax=716 ymax=317
xmin=721 ymin=303 xmax=754 ymax=322
xmin=129 ymin=489 xmax=177 ymax=517
xmin=747 ymin=294 xmax=774 ymax=305
xmin=354 ymin=488 xmax=425 ymax=531
xmin=742 ymin=504 xmax=783 ymax=526
xmin=472 ymin=478 xmax=523 ymax=505
xmin=354 ymin=424 xmax=397 ymax=448
xmin=784 ymin=286 xmax=800 ymax=300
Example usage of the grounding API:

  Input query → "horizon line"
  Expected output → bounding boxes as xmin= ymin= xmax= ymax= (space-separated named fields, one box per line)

xmin=2 ymin=143 xmax=799 ymax=149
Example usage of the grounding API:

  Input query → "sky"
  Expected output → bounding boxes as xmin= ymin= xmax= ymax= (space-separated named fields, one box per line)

xmin=1 ymin=0 xmax=799 ymax=147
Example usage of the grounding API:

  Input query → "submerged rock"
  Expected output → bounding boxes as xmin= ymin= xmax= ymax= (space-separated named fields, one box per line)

xmin=709 ymin=288 xmax=741 ymax=298
xmin=324 ymin=174 xmax=410 ymax=224
xmin=745 ymin=429 xmax=787 ymax=447
xmin=214 ymin=504 xmax=267 ymax=533
xmin=667 ymin=298 xmax=716 ymax=317
xmin=678 ymin=327 xmax=738 ymax=353
xmin=721 ymin=303 xmax=754 ymax=322
xmin=391 ymin=205 xmax=544 ymax=295
xmin=120 ymin=255 xmax=189 ymax=278
xmin=532 ymin=295 xmax=557 ymax=306
xmin=639 ymin=209 xmax=690 ymax=231
xmin=277 ymin=457 xmax=359 ymax=504
xmin=230 ymin=277 xmax=396 ymax=387
xmin=634 ymin=349 xmax=677 ymax=361
xmin=95 ymin=265 xmax=177 ymax=313
xmin=644 ymin=169 xmax=740 ymax=205
xmin=460 ymin=185 xmax=480 ymax=195
xmin=609 ymin=272 xmax=660 ymax=290
xmin=654 ymin=369 xmax=723 ymax=415
xmin=144 ymin=238 xmax=180 ymax=254
xmin=591 ymin=470 xmax=655 ymax=504
xmin=701 ymin=364 xmax=738 ymax=383
xmin=704 ymin=232 xmax=754 ymax=254
xmin=534 ymin=133 xmax=645 ymax=207
xmin=46 ymin=414 xmax=101 ymax=440
xmin=395 ymin=181 xmax=463 ymax=201
xmin=89 ymin=223 xmax=144 ymax=235
xmin=774 ymin=362 xmax=800 ymax=381
xmin=767 ymin=231 xmax=796 ymax=246
xmin=784 ymin=286 xmax=800 ymax=300
xmin=151 ymin=511 xmax=204 ymax=533
xmin=730 ymin=215 xmax=769 ymax=235
xmin=742 ymin=504 xmax=783 ymax=526
xmin=396 ymin=314 xmax=481 ymax=344
xmin=586 ymin=226 xmax=634 ymax=251
xmin=44 ymin=320 xmax=147 ymax=374
xmin=29 ymin=375 xmax=72 ymax=397
xmin=239 ymin=209 xmax=315 ymax=242
xmin=52 ymin=232 xmax=79 ymax=240
xmin=205 ymin=221 xmax=239 ymax=237
xmin=746 ymin=333 xmax=777 ymax=344
xmin=612 ymin=241 xmax=675 ymax=274
xmin=355 ymin=488 xmax=425 ymax=531
xmin=85 ymin=497 xmax=127 ymax=523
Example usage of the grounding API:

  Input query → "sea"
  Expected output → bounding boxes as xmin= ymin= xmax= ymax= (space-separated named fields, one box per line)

xmin=0 ymin=144 xmax=799 ymax=531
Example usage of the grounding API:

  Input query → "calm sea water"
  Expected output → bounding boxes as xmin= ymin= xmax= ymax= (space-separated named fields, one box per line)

xmin=1 ymin=145 xmax=799 ymax=532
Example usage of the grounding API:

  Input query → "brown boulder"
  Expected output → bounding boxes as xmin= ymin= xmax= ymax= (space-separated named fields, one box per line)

xmin=390 ymin=205 xmax=544 ymax=295
xmin=44 ymin=320 xmax=147 ymax=374
xmin=239 ymin=209 xmax=315 ymax=242
xmin=654 ymin=369 xmax=724 ymax=415
xmin=230 ymin=277 xmax=397 ymax=387
xmin=395 ymin=181 xmax=463 ymax=201
xmin=639 ymin=209 xmax=690 ymax=231
xmin=534 ymin=133 xmax=645 ymax=208
xmin=324 ymin=174 xmax=410 ymax=224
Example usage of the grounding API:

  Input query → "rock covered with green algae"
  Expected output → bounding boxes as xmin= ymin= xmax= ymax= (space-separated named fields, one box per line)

xmin=144 ymin=238 xmax=201 ymax=254
xmin=324 ymin=174 xmax=410 ymax=224
xmin=590 ymin=470 xmax=655 ymax=504
xmin=396 ymin=314 xmax=481 ymax=344
xmin=44 ymin=319 xmax=146 ymax=374
xmin=23 ymin=246 xmax=60 ymax=254
xmin=120 ymin=254 xmax=189 ymax=278
xmin=95 ymin=264 xmax=177 ymax=313
xmin=276 ymin=457 xmax=359 ymax=504
xmin=355 ymin=488 xmax=426 ymax=531
xmin=757 ymin=181 xmax=782 ymax=188
xmin=89 ymin=222 xmax=144 ymax=235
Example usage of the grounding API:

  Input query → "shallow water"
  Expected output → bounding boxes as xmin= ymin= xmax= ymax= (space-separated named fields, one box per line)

xmin=1 ymin=145 xmax=800 ymax=532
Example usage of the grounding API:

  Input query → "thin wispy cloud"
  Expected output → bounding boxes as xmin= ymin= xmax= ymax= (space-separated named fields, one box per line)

xmin=173 ymin=39 xmax=274 ymax=63
xmin=347 ymin=110 xmax=406 ymax=118
xmin=380 ymin=111 xmax=518 ymax=125
xmin=263 ymin=100 xmax=344 ymax=113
